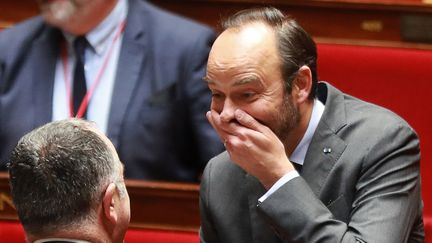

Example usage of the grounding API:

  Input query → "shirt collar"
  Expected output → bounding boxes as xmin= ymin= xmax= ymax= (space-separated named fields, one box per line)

xmin=63 ymin=0 xmax=127 ymax=55
xmin=289 ymin=98 xmax=325 ymax=166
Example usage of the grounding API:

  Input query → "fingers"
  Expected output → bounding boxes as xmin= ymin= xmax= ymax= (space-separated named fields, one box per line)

xmin=207 ymin=109 xmax=272 ymax=147
xmin=206 ymin=110 xmax=223 ymax=139
xmin=234 ymin=109 xmax=267 ymax=133
xmin=206 ymin=110 xmax=235 ymax=143
xmin=206 ymin=110 xmax=217 ymax=131
xmin=208 ymin=109 xmax=267 ymax=135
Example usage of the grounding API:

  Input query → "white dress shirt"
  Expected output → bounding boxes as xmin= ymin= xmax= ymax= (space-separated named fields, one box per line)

xmin=52 ymin=0 xmax=127 ymax=134
xmin=259 ymin=98 xmax=325 ymax=202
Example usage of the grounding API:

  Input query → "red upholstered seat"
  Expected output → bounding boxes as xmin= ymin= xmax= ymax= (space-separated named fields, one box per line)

xmin=0 ymin=220 xmax=26 ymax=242
xmin=317 ymin=42 xmax=432 ymax=242
xmin=0 ymin=220 xmax=199 ymax=243
xmin=125 ymin=229 xmax=198 ymax=243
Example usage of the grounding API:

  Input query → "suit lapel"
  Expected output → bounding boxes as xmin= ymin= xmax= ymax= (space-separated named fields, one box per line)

xmin=107 ymin=0 xmax=148 ymax=147
xmin=32 ymin=27 xmax=61 ymax=128
xmin=301 ymin=82 xmax=348 ymax=196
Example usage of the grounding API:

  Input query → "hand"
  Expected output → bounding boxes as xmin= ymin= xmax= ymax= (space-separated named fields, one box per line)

xmin=206 ymin=109 xmax=295 ymax=189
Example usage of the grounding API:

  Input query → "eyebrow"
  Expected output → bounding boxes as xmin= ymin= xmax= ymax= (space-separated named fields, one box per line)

xmin=203 ymin=75 xmax=261 ymax=86
xmin=234 ymin=76 xmax=260 ymax=86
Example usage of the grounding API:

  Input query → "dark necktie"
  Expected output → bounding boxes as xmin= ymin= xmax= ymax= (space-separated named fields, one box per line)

xmin=72 ymin=36 xmax=88 ymax=118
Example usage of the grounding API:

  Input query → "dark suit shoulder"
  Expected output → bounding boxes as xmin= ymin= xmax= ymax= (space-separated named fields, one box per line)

xmin=324 ymin=83 xmax=420 ymax=171
xmin=0 ymin=16 xmax=47 ymax=61
xmin=127 ymin=0 xmax=215 ymax=75
xmin=141 ymin=1 xmax=213 ymax=32
xmin=137 ymin=0 xmax=215 ymax=42
xmin=0 ymin=16 xmax=45 ymax=47
xmin=323 ymin=82 xmax=417 ymax=137
xmin=342 ymin=93 xmax=418 ymax=139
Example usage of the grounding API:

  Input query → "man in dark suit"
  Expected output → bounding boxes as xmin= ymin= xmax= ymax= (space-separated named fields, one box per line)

xmin=8 ymin=119 xmax=130 ymax=243
xmin=0 ymin=0 xmax=224 ymax=181
xmin=200 ymin=7 xmax=424 ymax=242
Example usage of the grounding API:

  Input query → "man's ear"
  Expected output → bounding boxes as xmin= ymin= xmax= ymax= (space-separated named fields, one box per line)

xmin=103 ymin=183 xmax=118 ymax=224
xmin=292 ymin=66 xmax=312 ymax=103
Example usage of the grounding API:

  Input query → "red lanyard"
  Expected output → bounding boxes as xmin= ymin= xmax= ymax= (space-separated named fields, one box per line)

xmin=61 ymin=20 xmax=126 ymax=118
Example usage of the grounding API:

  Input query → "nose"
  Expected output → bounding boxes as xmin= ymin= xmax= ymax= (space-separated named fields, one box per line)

xmin=219 ymin=98 xmax=236 ymax=123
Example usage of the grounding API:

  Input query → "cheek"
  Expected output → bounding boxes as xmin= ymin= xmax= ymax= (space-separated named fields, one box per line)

xmin=247 ymin=100 xmax=281 ymax=125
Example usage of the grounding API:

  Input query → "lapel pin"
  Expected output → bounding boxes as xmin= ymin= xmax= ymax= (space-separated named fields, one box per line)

xmin=323 ymin=147 xmax=332 ymax=154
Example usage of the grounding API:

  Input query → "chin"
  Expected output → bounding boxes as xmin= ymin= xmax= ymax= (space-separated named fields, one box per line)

xmin=40 ymin=0 xmax=77 ymax=27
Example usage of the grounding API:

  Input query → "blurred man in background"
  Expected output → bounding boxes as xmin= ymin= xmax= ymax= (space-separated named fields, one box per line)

xmin=0 ymin=0 xmax=224 ymax=181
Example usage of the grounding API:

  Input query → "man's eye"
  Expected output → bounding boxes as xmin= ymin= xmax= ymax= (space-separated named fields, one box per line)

xmin=241 ymin=92 xmax=255 ymax=99
xmin=211 ymin=93 xmax=223 ymax=99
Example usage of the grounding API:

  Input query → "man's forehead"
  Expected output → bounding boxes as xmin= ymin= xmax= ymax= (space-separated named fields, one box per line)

xmin=208 ymin=23 xmax=277 ymax=70
xmin=214 ymin=22 xmax=274 ymax=48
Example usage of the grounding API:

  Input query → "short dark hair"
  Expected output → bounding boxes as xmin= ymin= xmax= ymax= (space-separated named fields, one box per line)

xmin=222 ymin=7 xmax=318 ymax=99
xmin=8 ymin=119 xmax=120 ymax=236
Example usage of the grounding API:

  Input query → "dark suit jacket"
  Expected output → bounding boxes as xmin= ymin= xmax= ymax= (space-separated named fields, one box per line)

xmin=0 ymin=0 xmax=224 ymax=181
xmin=200 ymin=82 xmax=424 ymax=242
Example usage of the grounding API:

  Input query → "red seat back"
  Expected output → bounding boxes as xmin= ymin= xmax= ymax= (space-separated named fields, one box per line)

xmin=0 ymin=220 xmax=26 ymax=242
xmin=125 ymin=229 xmax=198 ymax=243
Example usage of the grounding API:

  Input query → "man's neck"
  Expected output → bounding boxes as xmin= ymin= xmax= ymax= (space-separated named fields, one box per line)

xmin=27 ymin=225 xmax=109 ymax=243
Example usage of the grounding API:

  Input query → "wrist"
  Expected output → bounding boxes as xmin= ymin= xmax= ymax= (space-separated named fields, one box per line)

xmin=260 ymin=164 xmax=296 ymax=190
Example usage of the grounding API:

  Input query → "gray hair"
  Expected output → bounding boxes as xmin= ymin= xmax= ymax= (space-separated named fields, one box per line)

xmin=8 ymin=119 xmax=123 ymax=235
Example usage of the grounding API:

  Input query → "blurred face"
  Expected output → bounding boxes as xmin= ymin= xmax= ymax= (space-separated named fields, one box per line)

xmin=36 ymin=0 xmax=88 ymax=26
xmin=205 ymin=23 xmax=300 ymax=143
xmin=36 ymin=0 xmax=117 ymax=34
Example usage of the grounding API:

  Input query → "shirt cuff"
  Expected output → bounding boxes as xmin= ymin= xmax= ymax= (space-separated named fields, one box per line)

xmin=258 ymin=170 xmax=299 ymax=203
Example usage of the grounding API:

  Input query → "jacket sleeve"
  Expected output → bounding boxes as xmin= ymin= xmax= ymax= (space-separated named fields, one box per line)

xmin=257 ymin=122 xmax=423 ymax=243
xmin=199 ymin=160 xmax=220 ymax=243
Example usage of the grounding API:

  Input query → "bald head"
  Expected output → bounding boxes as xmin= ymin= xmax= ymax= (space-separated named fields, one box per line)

xmin=207 ymin=22 xmax=282 ymax=86
xmin=208 ymin=7 xmax=318 ymax=98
